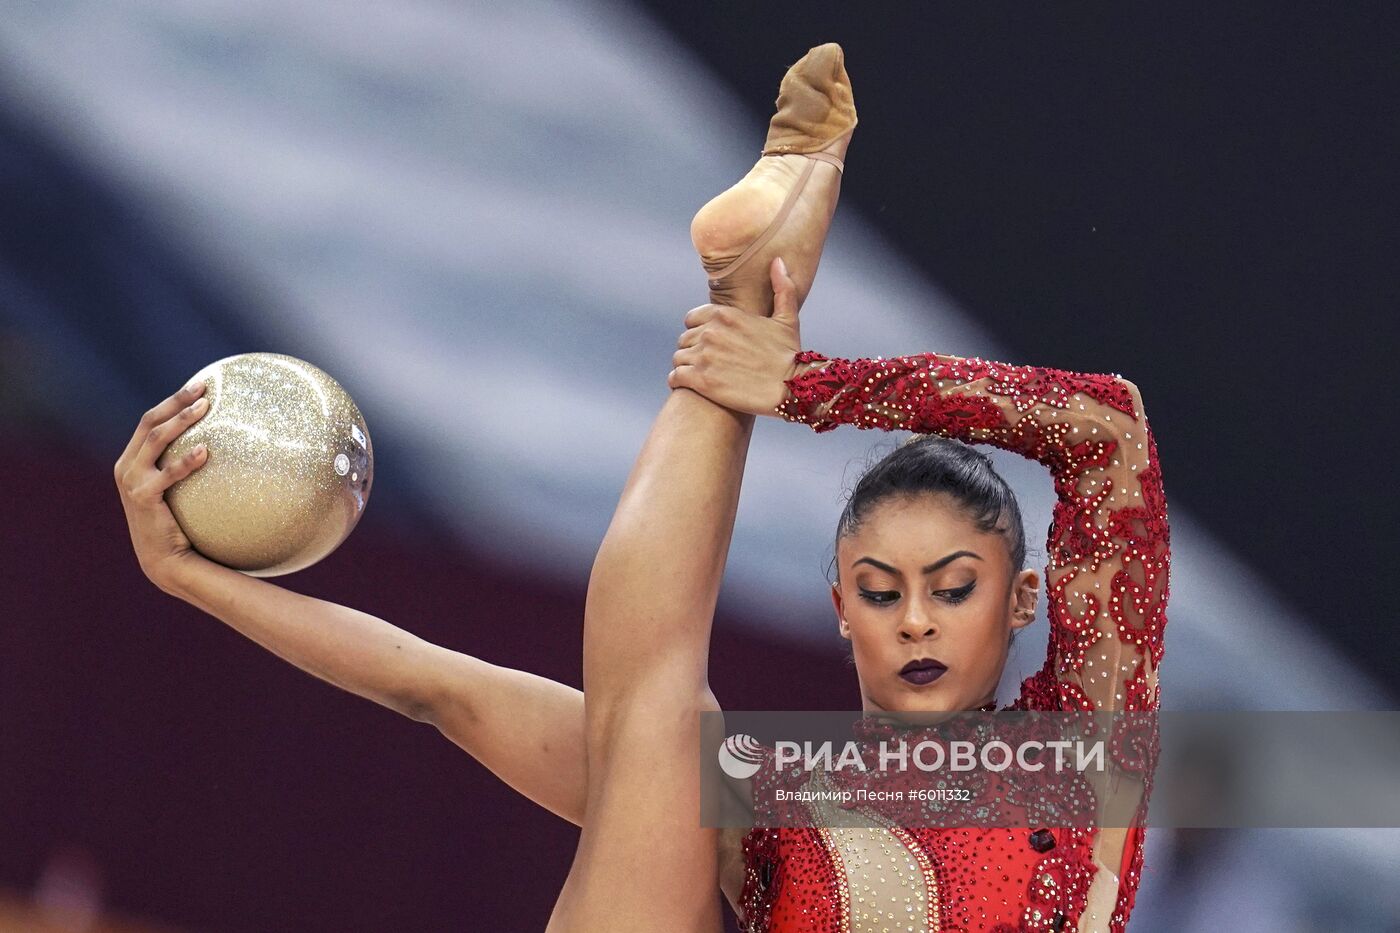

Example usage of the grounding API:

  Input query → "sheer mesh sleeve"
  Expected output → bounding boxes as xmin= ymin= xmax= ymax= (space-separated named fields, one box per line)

xmin=776 ymin=349 xmax=1171 ymax=931
xmin=776 ymin=349 xmax=1169 ymax=714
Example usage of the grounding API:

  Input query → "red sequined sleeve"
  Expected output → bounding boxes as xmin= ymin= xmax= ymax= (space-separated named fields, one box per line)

xmin=775 ymin=349 xmax=1169 ymax=715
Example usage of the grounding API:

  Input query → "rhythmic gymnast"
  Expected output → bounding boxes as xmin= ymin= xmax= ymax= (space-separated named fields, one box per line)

xmin=113 ymin=44 xmax=1168 ymax=932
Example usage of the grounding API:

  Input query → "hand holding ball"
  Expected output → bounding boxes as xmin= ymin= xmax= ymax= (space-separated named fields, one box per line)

xmin=157 ymin=352 xmax=373 ymax=576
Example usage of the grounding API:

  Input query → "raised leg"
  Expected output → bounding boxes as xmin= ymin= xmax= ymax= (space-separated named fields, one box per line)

xmin=693 ymin=42 xmax=856 ymax=318
xmin=546 ymin=44 xmax=856 ymax=932
xmin=546 ymin=388 xmax=751 ymax=932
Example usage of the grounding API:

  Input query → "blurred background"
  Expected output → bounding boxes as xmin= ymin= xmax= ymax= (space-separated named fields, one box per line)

xmin=2 ymin=1 xmax=1397 ymax=930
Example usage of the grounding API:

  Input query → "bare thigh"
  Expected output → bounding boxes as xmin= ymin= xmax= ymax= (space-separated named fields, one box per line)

xmin=545 ymin=687 xmax=724 ymax=933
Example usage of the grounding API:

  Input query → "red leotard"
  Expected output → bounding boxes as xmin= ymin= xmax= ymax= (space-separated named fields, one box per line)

xmin=737 ymin=350 xmax=1170 ymax=932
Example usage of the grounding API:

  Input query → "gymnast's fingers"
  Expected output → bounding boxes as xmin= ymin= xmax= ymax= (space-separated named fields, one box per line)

xmin=132 ymin=392 xmax=211 ymax=474
xmin=682 ymin=304 xmax=728 ymax=328
xmin=117 ymin=380 xmax=206 ymax=475
xmin=155 ymin=441 xmax=210 ymax=493
xmin=667 ymin=363 xmax=704 ymax=393
xmin=770 ymin=257 xmax=800 ymax=326
xmin=676 ymin=326 xmax=705 ymax=350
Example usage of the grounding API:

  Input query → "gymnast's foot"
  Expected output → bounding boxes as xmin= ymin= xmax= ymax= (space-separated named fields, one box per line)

xmin=690 ymin=42 xmax=857 ymax=318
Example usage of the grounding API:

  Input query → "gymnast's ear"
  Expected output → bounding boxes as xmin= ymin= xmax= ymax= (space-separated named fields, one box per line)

xmin=1010 ymin=568 xmax=1040 ymax=631
xmin=830 ymin=581 xmax=850 ymax=639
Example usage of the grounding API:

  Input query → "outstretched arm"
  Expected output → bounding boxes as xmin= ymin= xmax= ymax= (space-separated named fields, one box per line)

xmin=114 ymin=380 xmax=588 ymax=827
xmin=163 ymin=558 xmax=590 ymax=826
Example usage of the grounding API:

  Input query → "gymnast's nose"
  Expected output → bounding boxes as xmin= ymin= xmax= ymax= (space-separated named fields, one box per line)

xmin=897 ymin=601 xmax=938 ymax=642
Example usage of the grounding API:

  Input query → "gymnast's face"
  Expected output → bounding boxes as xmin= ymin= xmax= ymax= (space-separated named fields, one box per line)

xmin=831 ymin=492 xmax=1039 ymax=714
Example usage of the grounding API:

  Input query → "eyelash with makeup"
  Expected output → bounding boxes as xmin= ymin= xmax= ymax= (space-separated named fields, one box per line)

xmin=857 ymin=581 xmax=976 ymax=606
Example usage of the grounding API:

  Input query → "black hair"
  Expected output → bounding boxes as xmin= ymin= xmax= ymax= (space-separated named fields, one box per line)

xmin=827 ymin=434 xmax=1028 ymax=586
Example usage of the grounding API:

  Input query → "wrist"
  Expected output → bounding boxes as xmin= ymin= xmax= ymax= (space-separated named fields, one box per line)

xmin=150 ymin=550 xmax=213 ymax=599
xmin=763 ymin=353 xmax=804 ymax=417
xmin=773 ymin=350 xmax=837 ymax=427
xmin=771 ymin=378 xmax=804 ymax=421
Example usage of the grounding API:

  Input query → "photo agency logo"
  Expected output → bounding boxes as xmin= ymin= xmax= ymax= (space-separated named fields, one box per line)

xmin=720 ymin=732 xmax=1107 ymax=777
xmin=718 ymin=733 xmax=766 ymax=779
xmin=704 ymin=712 xmax=1159 ymax=831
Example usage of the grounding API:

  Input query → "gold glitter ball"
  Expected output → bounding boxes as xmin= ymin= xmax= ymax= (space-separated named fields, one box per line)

xmin=159 ymin=352 xmax=373 ymax=576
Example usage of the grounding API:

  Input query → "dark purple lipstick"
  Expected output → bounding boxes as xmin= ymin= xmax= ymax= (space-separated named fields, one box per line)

xmin=899 ymin=658 xmax=948 ymax=686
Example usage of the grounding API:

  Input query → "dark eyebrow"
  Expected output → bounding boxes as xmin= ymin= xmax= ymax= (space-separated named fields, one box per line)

xmin=853 ymin=551 xmax=983 ymax=576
